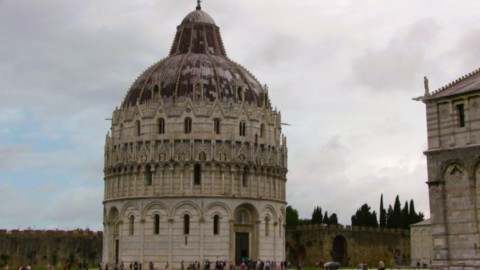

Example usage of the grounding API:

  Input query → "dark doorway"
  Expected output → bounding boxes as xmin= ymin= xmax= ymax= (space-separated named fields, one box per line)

xmin=235 ymin=233 xmax=249 ymax=265
xmin=115 ymin=239 xmax=119 ymax=264
xmin=331 ymin=235 xmax=348 ymax=266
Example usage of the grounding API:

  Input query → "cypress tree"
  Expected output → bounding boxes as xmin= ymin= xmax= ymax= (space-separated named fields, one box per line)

xmin=379 ymin=194 xmax=386 ymax=228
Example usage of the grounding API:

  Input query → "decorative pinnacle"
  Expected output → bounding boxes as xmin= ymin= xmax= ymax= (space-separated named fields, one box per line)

xmin=196 ymin=0 xmax=201 ymax=10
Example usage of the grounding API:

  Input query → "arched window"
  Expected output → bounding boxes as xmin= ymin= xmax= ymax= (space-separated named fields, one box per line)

xmin=213 ymin=215 xmax=220 ymax=235
xmin=236 ymin=210 xmax=250 ymax=225
xmin=145 ymin=165 xmax=152 ymax=186
xmin=194 ymin=163 xmax=201 ymax=185
xmin=135 ymin=120 xmax=141 ymax=136
xmin=237 ymin=87 xmax=243 ymax=102
xmin=260 ymin=124 xmax=265 ymax=138
xmin=242 ymin=167 xmax=249 ymax=187
xmin=265 ymin=216 xmax=270 ymax=236
xmin=153 ymin=85 xmax=160 ymax=101
xmin=154 ymin=214 xmax=160 ymax=235
xmin=239 ymin=121 xmax=246 ymax=137
xmin=158 ymin=118 xmax=165 ymax=134
xmin=183 ymin=214 xmax=190 ymax=235
xmin=184 ymin=117 xmax=192 ymax=134
xmin=119 ymin=124 xmax=123 ymax=140
xmin=129 ymin=215 xmax=135 ymax=235
xmin=214 ymin=118 xmax=221 ymax=134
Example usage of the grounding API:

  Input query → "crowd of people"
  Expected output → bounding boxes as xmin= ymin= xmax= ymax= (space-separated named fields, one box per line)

xmin=99 ymin=259 xmax=289 ymax=270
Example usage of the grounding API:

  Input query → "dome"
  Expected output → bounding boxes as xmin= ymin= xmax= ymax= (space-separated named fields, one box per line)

xmin=181 ymin=9 xmax=216 ymax=25
xmin=121 ymin=8 xmax=269 ymax=109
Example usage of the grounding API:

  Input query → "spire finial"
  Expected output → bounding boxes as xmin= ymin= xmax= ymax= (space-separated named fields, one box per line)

xmin=196 ymin=0 xmax=202 ymax=10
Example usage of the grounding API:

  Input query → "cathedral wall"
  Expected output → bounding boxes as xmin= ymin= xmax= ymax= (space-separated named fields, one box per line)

xmin=425 ymin=146 xmax=480 ymax=268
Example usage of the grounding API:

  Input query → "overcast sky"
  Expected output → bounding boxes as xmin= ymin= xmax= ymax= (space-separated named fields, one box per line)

xmin=1 ymin=0 xmax=479 ymax=231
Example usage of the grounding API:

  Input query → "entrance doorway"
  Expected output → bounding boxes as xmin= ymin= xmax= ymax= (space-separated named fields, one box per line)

xmin=235 ymin=233 xmax=249 ymax=265
xmin=331 ymin=235 xmax=348 ymax=266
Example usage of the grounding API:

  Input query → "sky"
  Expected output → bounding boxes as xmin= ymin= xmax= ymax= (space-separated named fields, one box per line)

xmin=1 ymin=0 xmax=479 ymax=231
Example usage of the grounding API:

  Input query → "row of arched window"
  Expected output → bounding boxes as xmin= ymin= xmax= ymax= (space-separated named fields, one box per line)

xmin=143 ymin=164 xmax=248 ymax=187
xmin=122 ymin=119 xmax=267 ymax=138
xmin=128 ymin=214 xmax=221 ymax=236
xmin=127 ymin=211 xmax=281 ymax=239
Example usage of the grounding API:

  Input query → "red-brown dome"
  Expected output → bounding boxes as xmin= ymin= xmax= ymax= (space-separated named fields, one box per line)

xmin=122 ymin=9 xmax=270 ymax=109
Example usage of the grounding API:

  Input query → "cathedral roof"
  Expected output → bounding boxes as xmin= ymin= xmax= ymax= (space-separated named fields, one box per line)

xmin=424 ymin=67 xmax=480 ymax=101
xmin=121 ymin=7 xmax=269 ymax=109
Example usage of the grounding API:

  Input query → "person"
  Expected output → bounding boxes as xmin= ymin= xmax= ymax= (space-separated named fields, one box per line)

xmin=378 ymin=261 xmax=385 ymax=270
xmin=180 ymin=261 xmax=184 ymax=270
xmin=164 ymin=263 xmax=169 ymax=270
xmin=229 ymin=261 xmax=233 ymax=270
xmin=3 ymin=263 xmax=9 ymax=270
xmin=149 ymin=262 xmax=154 ymax=270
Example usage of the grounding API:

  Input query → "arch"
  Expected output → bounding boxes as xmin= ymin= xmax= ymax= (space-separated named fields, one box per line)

xmin=135 ymin=120 xmax=141 ymax=136
xmin=440 ymin=159 xmax=465 ymax=178
xmin=242 ymin=166 xmax=249 ymax=187
xmin=213 ymin=214 xmax=220 ymax=235
xmin=194 ymin=163 xmax=202 ymax=185
xmin=214 ymin=118 xmax=221 ymax=134
xmin=264 ymin=215 xmax=271 ymax=236
xmin=108 ymin=207 xmax=120 ymax=223
xmin=142 ymin=201 xmax=170 ymax=220
xmin=262 ymin=204 xmax=278 ymax=222
xmin=184 ymin=117 xmax=192 ymax=134
xmin=152 ymin=214 xmax=161 ymax=234
xmin=120 ymin=202 xmax=140 ymax=219
xmin=119 ymin=124 xmax=124 ymax=140
xmin=158 ymin=118 xmax=165 ymax=134
xmin=145 ymin=164 xmax=152 ymax=186
xmin=234 ymin=203 xmax=259 ymax=224
xmin=199 ymin=152 xmax=207 ymax=162
xmin=332 ymin=235 xmax=348 ymax=266
xmin=239 ymin=121 xmax=246 ymax=137
xmin=237 ymin=87 xmax=243 ymax=102
xmin=129 ymin=214 xmax=135 ymax=235
xmin=171 ymin=201 xmax=202 ymax=219
xmin=153 ymin=85 xmax=160 ymax=101
xmin=205 ymin=202 xmax=232 ymax=219
xmin=183 ymin=213 xmax=190 ymax=235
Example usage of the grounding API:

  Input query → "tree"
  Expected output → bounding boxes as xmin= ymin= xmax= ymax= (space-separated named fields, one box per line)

xmin=286 ymin=205 xmax=300 ymax=226
xmin=387 ymin=195 xmax=403 ymax=228
xmin=329 ymin=213 xmax=338 ymax=225
xmin=379 ymin=194 xmax=386 ymax=228
xmin=401 ymin=201 xmax=409 ymax=229
xmin=385 ymin=195 xmax=425 ymax=229
xmin=323 ymin=211 xmax=330 ymax=224
xmin=311 ymin=206 xmax=323 ymax=224
xmin=351 ymin=203 xmax=378 ymax=227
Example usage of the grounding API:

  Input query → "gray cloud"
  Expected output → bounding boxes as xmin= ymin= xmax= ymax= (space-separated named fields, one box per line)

xmin=4 ymin=0 xmax=480 ymax=230
xmin=352 ymin=18 xmax=442 ymax=93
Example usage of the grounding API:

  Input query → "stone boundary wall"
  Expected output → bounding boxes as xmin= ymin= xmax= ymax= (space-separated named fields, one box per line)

xmin=0 ymin=229 xmax=102 ymax=269
xmin=286 ymin=224 xmax=410 ymax=268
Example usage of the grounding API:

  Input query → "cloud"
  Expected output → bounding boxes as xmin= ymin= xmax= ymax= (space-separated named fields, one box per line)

xmin=352 ymin=18 xmax=442 ymax=92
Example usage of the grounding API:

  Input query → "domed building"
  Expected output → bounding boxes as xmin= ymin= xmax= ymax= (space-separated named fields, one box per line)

xmin=102 ymin=4 xmax=288 ymax=268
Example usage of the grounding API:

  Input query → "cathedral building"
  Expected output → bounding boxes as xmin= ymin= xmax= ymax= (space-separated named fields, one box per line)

xmin=418 ymin=69 xmax=480 ymax=269
xmin=102 ymin=4 xmax=288 ymax=267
